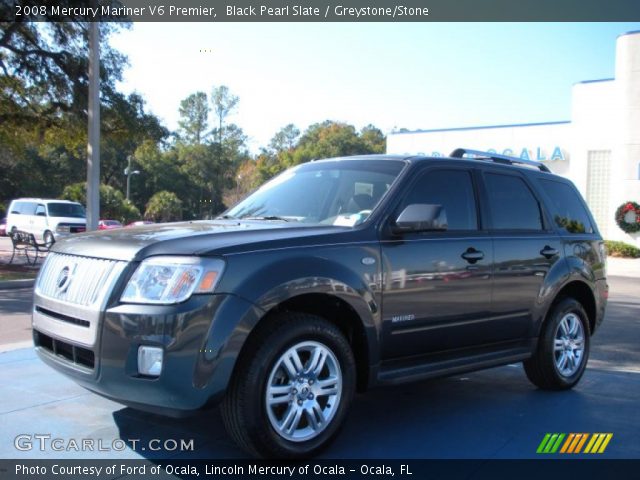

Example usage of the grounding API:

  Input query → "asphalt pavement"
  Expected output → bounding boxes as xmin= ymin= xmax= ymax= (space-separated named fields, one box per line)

xmin=0 ymin=277 xmax=638 ymax=461
xmin=0 ymin=288 xmax=33 ymax=352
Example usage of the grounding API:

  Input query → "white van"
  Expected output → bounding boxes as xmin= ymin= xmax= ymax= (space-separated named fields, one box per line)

xmin=6 ymin=198 xmax=86 ymax=245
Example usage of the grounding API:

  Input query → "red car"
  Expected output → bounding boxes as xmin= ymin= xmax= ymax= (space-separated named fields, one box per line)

xmin=98 ymin=220 xmax=123 ymax=230
xmin=126 ymin=220 xmax=154 ymax=227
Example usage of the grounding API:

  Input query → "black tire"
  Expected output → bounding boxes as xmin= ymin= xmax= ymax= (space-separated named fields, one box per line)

xmin=524 ymin=297 xmax=590 ymax=390
xmin=44 ymin=230 xmax=54 ymax=247
xmin=221 ymin=312 xmax=356 ymax=458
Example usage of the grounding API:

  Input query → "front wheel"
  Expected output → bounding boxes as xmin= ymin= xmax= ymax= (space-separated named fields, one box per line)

xmin=524 ymin=297 xmax=590 ymax=390
xmin=221 ymin=313 xmax=356 ymax=458
xmin=43 ymin=230 xmax=55 ymax=247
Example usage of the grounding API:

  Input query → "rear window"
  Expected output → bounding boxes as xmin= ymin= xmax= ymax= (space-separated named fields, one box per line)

xmin=539 ymin=179 xmax=594 ymax=234
xmin=484 ymin=173 xmax=543 ymax=230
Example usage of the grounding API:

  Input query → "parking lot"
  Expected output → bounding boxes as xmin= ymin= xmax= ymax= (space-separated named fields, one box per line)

xmin=0 ymin=265 xmax=638 ymax=461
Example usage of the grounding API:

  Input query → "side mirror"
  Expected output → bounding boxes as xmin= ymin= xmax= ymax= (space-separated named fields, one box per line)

xmin=393 ymin=204 xmax=448 ymax=233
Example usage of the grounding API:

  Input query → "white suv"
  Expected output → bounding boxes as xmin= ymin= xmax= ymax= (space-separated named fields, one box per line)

xmin=6 ymin=198 xmax=86 ymax=245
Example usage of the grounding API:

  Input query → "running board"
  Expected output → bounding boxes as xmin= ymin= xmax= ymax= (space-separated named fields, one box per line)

xmin=377 ymin=341 xmax=535 ymax=385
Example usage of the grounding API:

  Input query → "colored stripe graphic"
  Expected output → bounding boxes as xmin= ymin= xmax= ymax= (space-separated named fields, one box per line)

xmin=569 ymin=433 xmax=587 ymax=453
xmin=537 ymin=433 xmax=565 ymax=453
xmin=537 ymin=433 xmax=552 ymax=453
xmin=539 ymin=433 xmax=613 ymax=454
xmin=584 ymin=434 xmax=598 ymax=453
xmin=575 ymin=433 xmax=589 ymax=453
xmin=560 ymin=433 xmax=575 ymax=453
xmin=550 ymin=434 xmax=565 ymax=453
xmin=584 ymin=433 xmax=614 ymax=454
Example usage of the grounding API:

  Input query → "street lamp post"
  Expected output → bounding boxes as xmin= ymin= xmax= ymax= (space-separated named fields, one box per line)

xmin=86 ymin=21 xmax=100 ymax=231
xmin=125 ymin=155 xmax=140 ymax=202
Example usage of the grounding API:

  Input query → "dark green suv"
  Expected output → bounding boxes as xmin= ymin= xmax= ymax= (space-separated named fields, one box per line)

xmin=32 ymin=149 xmax=608 ymax=458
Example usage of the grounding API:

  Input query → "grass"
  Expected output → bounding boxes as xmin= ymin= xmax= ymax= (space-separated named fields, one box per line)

xmin=0 ymin=271 xmax=37 ymax=281
xmin=0 ymin=263 xmax=39 ymax=282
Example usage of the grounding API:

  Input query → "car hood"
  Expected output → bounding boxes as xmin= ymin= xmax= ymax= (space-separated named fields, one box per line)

xmin=51 ymin=220 xmax=351 ymax=262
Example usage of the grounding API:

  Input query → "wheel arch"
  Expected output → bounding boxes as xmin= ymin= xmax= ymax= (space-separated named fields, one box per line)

xmin=233 ymin=289 xmax=376 ymax=393
xmin=546 ymin=280 xmax=597 ymax=335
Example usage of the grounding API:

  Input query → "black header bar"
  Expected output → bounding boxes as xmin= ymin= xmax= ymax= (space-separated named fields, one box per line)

xmin=4 ymin=0 xmax=640 ymax=22
xmin=1 ymin=459 xmax=640 ymax=480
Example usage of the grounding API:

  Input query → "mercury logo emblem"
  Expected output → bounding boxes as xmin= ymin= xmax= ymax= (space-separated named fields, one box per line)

xmin=56 ymin=265 xmax=74 ymax=293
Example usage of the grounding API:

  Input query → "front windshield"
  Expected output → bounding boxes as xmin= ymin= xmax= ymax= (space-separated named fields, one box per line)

xmin=225 ymin=159 xmax=405 ymax=226
xmin=47 ymin=203 xmax=86 ymax=218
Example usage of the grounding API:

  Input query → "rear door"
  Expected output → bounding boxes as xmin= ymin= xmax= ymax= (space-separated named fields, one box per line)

xmin=480 ymin=169 xmax=563 ymax=339
xmin=380 ymin=166 xmax=494 ymax=359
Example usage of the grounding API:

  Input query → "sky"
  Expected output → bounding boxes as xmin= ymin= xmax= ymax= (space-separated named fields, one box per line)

xmin=109 ymin=22 xmax=640 ymax=152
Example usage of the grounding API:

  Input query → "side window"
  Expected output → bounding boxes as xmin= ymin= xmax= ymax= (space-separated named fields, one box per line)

xmin=35 ymin=204 xmax=46 ymax=216
xmin=15 ymin=202 xmax=36 ymax=215
xmin=539 ymin=179 xmax=594 ymax=234
xmin=484 ymin=173 xmax=543 ymax=230
xmin=402 ymin=169 xmax=478 ymax=230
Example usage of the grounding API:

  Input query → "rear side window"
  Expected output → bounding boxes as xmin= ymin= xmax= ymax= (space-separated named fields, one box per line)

xmin=402 ymin=169 xmax=478 ymax=230
xmin=484 ymin=173 xmax=543 ymax=230
xmin=539 ymin=179 xmax=594 ymax=234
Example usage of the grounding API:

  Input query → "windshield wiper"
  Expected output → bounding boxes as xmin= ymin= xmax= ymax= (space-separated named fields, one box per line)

xmin=241 ymin=215 xmax=291 ymax=222
xmin=216 ymin=214 xmax=236 ymax=220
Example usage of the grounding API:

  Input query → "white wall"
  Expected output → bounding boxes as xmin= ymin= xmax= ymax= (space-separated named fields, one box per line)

xmin=387 ymin=122 xmax=571 ymax=177
xmin=386 ymin=31 xmax=640 ymax=246
xmin=612 ymin=31 xmax=640 ymax=247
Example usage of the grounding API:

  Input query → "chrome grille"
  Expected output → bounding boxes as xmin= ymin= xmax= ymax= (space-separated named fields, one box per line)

xmin=36 ymin=253 xmax=127 ymax=306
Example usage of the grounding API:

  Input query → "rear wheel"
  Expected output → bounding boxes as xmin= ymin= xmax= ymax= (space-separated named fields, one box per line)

xmin=524 ymin=297 xmax=590 ymax=390
xmin=221 ymin=312 xmax=356 ymax=458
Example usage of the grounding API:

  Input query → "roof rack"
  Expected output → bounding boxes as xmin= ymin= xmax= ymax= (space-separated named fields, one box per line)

xmin=449 ymin=148 xmax=551 ymax=173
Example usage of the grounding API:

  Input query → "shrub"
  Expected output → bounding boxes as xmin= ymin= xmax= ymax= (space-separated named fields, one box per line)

xmin=604 ymin=240 xmax=640 ymax=258
xmin=145 ymin=191 xmax=182 ymax=222
xmin=61 ymin=182 xmax=141 ymax=224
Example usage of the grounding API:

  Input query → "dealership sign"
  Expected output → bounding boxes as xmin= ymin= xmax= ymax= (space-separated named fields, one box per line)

xmin=426 ymin=147 xmax=566 ymax=162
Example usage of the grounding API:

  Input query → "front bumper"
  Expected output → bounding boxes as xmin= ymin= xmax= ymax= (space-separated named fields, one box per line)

xmin=34 ymin=293 xmax=263 ymax=416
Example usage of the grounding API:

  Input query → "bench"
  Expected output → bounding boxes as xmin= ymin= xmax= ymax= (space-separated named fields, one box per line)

xmin=9 ymin=231 xmax=50 ymax=265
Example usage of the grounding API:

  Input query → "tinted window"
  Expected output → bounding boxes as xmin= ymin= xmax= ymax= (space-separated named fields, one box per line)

xmin=47 ymin=203 xmax=86 ymax=218
xmin=403 ymin=169 xmax=478 ymax=230
xmin=485 ymin=173 xmax=543 ymax=230
xmin=539 ymin=179 xmax=594 ymax=234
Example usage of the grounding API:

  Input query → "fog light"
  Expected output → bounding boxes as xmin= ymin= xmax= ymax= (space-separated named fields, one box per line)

xmin=138 ymin=346 xmax=163 ymax=376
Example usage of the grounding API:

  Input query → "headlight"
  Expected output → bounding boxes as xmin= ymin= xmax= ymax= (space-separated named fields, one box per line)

xmin=121 ymin=256 xmax=224 ymax=304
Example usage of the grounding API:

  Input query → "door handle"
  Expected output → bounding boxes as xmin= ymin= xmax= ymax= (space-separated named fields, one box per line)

xmin=540 ymin=246 xmax=559 ymax=259
xmin=461 ymin=248 xmax=484 ymax=264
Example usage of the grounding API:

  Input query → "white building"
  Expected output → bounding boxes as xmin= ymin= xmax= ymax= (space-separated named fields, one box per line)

xmin=387 ymin=30 xmax=640 ymax=246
